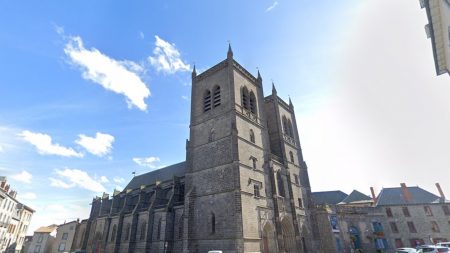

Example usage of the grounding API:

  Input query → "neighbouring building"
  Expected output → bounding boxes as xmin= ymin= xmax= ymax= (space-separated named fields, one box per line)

xmin=420 ymin=0 xmax=450 ymax=76
xmin=312 ymin=183 xmax=450 ymax=253
xmin=81 ymin=46 xmax=315 ymax=253
xmin=376 ymin=183 xmax=450 ymax=248
xmin=0 ymin=177 xmax=34 ymax=253
xmin=52 ymin=220 xmax=82 ymax=253
xmin=312 ymin=190 xmax=389 ymax=253
xmin=27 ymin=225 xmax=57 ymax=253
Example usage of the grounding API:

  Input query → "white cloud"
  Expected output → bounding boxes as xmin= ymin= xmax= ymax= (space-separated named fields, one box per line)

xmin=64 ymin=36 xmax=150 ymax=111
xmin=148 ymin=36 xmax=190 ymax=74
xmin=75 ymin=132 xmax=114 ymax=157
xmin=11 ymin=171 xmax=32 ymax=184
xmin=133 ymin=156 xmax=161 ymax=169
xmin=265 ymin=1 xmax=279 ymax=12
xmin=181 ymin=95 xmax=189 ymax=101
xmin=50 ymin=168 xmax=106 ymax=193
xmin=99 ymin=176 xmax=109 ymax=183
xmin=0 ymin=145 xmax=3 ymax=153
xmin=113 ymin=177 xmax=125 ymax=184
xmin=18 ymin=130 xmax=83 ymax=158
xmin=18 ymin=192 xmax=37 ymax=200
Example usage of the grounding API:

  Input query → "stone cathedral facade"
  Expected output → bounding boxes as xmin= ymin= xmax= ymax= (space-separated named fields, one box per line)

xmin=82 ymin=47 xmax=315 ymax=253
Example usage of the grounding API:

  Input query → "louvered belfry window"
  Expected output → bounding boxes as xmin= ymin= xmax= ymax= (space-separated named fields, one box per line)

xmin=213 ymin=86 xmax=221 ymax=108
xmin=204 ymin=90 xmax=211 ymax=112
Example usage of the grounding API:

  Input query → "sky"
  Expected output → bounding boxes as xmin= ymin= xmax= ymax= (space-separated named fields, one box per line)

xmin=0 ymin=0 xmax=449 ymax=234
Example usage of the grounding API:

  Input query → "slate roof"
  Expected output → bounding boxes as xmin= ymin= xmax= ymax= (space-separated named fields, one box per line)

xmin=312 ymin=191 xmax=348 ymax=205
xmin=376 ymin=186 xmax=442 ymax=206
xmin=125 ymin=161 xmax=186 ymax=191
xmin=340 ymin=190 xmax=372 ymax=204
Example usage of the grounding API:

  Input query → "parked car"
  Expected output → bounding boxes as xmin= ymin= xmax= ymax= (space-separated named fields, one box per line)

xmin=417 ymin=245 xmax=449 ymax=252
xmin=437 ymin=242 xmax=450 ymax=248
xmin=396 ymin=248 xmax=418 ymax=253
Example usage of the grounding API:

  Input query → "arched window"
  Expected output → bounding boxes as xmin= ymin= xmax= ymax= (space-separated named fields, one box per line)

xmin=289 ymin=151 xmax=294 ymax=163
xmin=282 ymin=116 xmax=288 ymax=135
xmin=250 ymin=129 xmax=255 ymax=143
xmin=157 ymin=219 xmax=162 ymax=240
xmin=211 ymin=212 xmax=216 ymax=234
xmin=203 ymin=90 xmax=212 ymax=112
xmin=276 ymin=171 xmax=285 ymax=197
xmin=251 ymin=157 xmax=257 ymax=170
xmin=213 ymin=86 xmax=221 ymax=108
xmin=287 ymin=119 xmax=294 ymax=137
xmin=242 ymin=87 xmax=249 ymax=110
xmin=124 ymin=223 xmax=131 ymax=241
xmin=249 ymin=91 xmax=257 ymax=114
xmin=140 ymin=221 xmax=147 ymax=240
xmin=110 ymin=225 xmax=116 ymax=242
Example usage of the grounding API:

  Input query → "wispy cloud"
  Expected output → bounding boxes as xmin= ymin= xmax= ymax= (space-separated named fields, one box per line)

xmin=49 ymin=168 xmax=106 ymax=193
xmin=75 ymin=132 xmax=114 ymax=157
xmin=99 ymin=176 xmax=109 ymax=183
xmin=18 ymin=130 xmax=83 ymax=157
xmin=64 ymin=35 xmax=150 ymax=111
xmin=18 ymin=192 xmax=37 ymax=200
xmin=133 ymin=156 xmax=162 ymax=169
xmin=0 ymin=145 xmax=3 ymax=153
xmin=148 ymin=36 xmax=190 ymax=74
xmin=265 ymin=1 xmax=279 ymax=12
xmin=139 ymin=31 xmax=145 ymax=39
xmin=11 ymin=170 xmax=32 ymax=184
xmin=181 ymin=95 xmax=189 ymax=101
xmin=113 ymin=177 xmax=125 ymax=184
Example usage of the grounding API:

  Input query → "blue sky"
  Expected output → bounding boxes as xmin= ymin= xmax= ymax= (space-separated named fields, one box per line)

xmin=1 ymin=0 xmax=449 ymax=233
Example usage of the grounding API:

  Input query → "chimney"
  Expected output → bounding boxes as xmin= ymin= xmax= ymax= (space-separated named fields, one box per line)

xmin=400 ymin=183 xmax=412 ymax=202
xmin=436 ymin=183 xmax=446 ymax=200
xmin=370 ymin=187 xmax=378 ymax=203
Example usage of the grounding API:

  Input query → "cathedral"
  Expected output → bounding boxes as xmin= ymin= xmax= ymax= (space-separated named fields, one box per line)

xmin=82 ymin=46 xmax=315 ymax=253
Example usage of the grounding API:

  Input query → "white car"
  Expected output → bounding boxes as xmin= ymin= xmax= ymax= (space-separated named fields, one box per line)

xmin=437 ymin=242 xmax=450 ymax=248
xmin=396 ymin=248 xmax=418 ymax=253
xmin=417 ymin=245 xmax=449 ymax=253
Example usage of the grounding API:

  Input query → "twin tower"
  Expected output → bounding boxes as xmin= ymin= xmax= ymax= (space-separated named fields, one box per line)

xmin=84 ymin=46 xmax=314 ymax=253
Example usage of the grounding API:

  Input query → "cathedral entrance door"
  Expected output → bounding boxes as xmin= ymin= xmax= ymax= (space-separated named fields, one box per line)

xmin=281 ymin=218 xmax=296 ymax=253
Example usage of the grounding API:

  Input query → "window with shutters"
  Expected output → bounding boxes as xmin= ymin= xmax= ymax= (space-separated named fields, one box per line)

xmin=443 ymin=205 xmax=450 ymax=215
xmin=431 ymin=221 xmax=440 ymax=232
xmin=203 ymin=90 xmax=211 ymax=112
xmin=402 ymin=207 xmax=410 ymax=217
xmin=213 ymin=86 xmax=221 ymax=108
xmin=407 ymin=221 xmax=417 ymax=233
xmin=242 ymin=87 xmax=249 ymax=110
xmin=249 ymin=91 xmax=257 ymax=114
xmin=386 ymin=207 xmax=393 ymax=217
xmin=254 ymin=184 xmax=261 ymax=198
xmin=390 ymin=222 xmax=399 ymax=233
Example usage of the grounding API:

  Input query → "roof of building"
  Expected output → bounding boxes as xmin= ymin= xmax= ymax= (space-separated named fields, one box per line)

xmin=376 ymin=186 xmax=443 ymax=206
xmin=35 ymin=224 xmax=58 ymax=233
xmin=312 ymin=191 xmax=348 ymax=205
xmin=125 ymin=161 xmax=186 ymax=190
xmin=340 ymin=190 xmax=372 ymax=204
